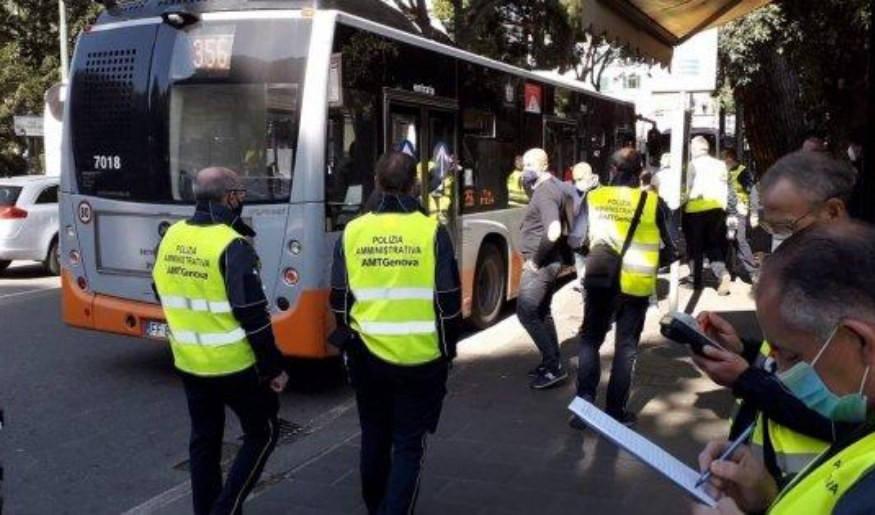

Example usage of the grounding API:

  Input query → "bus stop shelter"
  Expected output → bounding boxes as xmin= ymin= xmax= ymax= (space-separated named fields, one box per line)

xmin=576 ymin=0 xmax=772 ymax=65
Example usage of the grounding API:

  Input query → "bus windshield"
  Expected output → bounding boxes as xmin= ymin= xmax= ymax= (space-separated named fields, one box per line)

xmin=70 ymin=18 xmax=312 ymax=203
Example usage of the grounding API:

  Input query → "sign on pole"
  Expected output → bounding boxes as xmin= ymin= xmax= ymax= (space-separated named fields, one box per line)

xmin=13 ymin=116 xmax=44 ymax=137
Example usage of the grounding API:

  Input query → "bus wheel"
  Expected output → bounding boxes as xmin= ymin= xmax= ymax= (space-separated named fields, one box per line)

xmin=471 ymin=243 xmax=506 ymax=329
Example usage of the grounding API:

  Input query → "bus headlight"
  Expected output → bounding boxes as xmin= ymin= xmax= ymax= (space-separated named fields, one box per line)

xmin=69 ymin=250 xmax=81 ymax=266
xmin=288 ymin=240 xmax=302 ymax=255
xmin=66 ymin=225 xmax=75 ymax=237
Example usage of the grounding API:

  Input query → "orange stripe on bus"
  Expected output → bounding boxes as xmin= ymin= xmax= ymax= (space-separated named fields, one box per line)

xmin=63 ymin=269 xmax=334 ymax=358
xmin=271 ymin=289 xmax=336 ymax=359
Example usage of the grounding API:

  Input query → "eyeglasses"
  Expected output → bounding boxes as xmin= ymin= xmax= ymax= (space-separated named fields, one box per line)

xmin=761 ymin=206 xmax=820 ymax=237
xmin=226 ymin=188 xmax=247 ymax=198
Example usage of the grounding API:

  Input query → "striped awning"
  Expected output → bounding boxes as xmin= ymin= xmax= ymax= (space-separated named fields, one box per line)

xmin=578 ymin=0 xmax=773 ymax=65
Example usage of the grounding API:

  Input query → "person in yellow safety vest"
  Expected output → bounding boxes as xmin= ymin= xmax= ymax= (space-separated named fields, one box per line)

xmin=690 ymin=151 xmax=859 ymax=488
xmin=683 ymin=135 xmax=732 ymax=295
xmin=695 ymin=221 xmax=875 ymax=515
xmin=152 ymin=167 xmax=288 ymax=515
xmin=570 ymin=148 xmax=680 ymax=429
xmin=722 ymin=148 xmax=759 ymax=284
xmin=507 ymin=154 xmax=529 ymax=207
xmin=328 ymin=151 xmax=461 ymax=514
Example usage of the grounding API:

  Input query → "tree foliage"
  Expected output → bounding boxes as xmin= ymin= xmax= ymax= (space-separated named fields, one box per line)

xmin=0 ymin=1 xmax=100 ymax=176
xmin=391 ymin=0 xmax=626 ymax=89
xmin=719 ymin=1 xmax=871 ymax=172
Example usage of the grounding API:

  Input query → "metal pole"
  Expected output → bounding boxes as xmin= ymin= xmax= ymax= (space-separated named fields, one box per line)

xmin=58 ymin=0 xmax=69 ymax=83
xmin=668 ymin=91 xmax=690 ymax=314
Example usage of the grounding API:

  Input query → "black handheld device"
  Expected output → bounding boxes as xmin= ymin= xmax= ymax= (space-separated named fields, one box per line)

xmin=659 ymin=312 xmax=728 ymax=356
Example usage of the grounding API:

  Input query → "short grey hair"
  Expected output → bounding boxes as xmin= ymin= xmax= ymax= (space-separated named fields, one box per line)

xmin=760 ymin=150 xmax=856 ymax=205
xmin=758 ymin=221 xmax=875 ymax=340
xmin=193 ymin=167 xmax=240 ymax=202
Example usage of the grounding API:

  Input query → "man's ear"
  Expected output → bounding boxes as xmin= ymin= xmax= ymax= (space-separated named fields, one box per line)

xmin=824 ymin=197 xmax=847 ymax=220
xmin=842 ymin=319 xmax=875 ymax=368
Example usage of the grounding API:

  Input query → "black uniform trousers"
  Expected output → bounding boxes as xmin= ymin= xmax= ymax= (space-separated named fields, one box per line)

xmin=346 ymin=345 xmax=449 ymax=515
xmin=576 ymin=285 xmax=649 ymax=418
xmin=181 ymin=367 xmax=279 ymax=515
xmin=682 ymin=208 xmax=728 ymax=288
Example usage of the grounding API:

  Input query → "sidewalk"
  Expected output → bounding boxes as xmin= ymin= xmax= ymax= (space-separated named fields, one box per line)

xmin=161 ymin=270 xmax=762 ymax=514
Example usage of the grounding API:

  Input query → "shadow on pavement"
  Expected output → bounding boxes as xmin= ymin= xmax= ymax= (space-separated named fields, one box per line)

xmin=0 ymin=263 xmax=52 ymax=280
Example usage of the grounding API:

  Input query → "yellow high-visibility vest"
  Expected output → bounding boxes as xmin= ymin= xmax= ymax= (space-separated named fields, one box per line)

xmin=153 ymin=222 xmax=256 ymax=376
xmin=749 ymin=340 xmax=829 ymax=480
xmin=507 ymin=169 xmax=528 ymax=207
xmin=730 ymin=164 xmax=750 ymax=208
xmin=343 ymin=211 xmax=442 ymax=365
xmin=751 ymin=414 xmax=830 ymax=480
xmin=769 ymin=430 xmax=875 ymax=513
xmin=587 ymin=186 xmax=660 ymax=297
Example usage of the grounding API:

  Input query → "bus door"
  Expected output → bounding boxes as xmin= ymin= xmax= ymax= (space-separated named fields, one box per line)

xmin=544 ymin=117 xmax=578 ymax=181
xmin=384 ymin=89 xmax=459 ymax=238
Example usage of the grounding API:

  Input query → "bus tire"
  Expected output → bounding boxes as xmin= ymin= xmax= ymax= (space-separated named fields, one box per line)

xmin=0 ymin=260 xmax=10 ymax=273
xmin=44 ymin=238 xmax=60 ymax=276
xmin=471 ymin=243 xmax=506 ymax=329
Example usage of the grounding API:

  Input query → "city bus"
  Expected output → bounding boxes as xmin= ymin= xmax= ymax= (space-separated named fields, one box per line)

xmin=60 ymin=0 xmax=636 ymax=358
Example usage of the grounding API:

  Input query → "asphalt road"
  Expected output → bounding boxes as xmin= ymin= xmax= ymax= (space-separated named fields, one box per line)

xmin=0 ymin=263 xmax=352 ymax=514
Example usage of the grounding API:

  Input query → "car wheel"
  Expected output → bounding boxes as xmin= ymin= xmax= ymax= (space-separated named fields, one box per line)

xmin=470 ymin=243 xmax=506 ymax=329
xmin=0 ymin=260 xmax=10 ymax=273
xmin=45 ymin=239 xmax=60 ymax=276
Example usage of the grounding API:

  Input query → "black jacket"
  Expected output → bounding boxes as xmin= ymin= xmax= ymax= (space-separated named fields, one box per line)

xmin=155 ymin=201 xmax=285 ymax=382
xmin=329 ymin=194 xmax=462 ymax=365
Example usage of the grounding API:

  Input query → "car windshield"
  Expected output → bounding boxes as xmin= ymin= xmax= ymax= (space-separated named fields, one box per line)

xmin=0 ymin=186 xmax=22 ymax=206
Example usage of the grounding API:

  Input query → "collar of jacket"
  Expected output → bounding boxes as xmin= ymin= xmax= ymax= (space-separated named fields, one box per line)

xmin=371 ymin=193 xmax=425 ymax=215
xmin=190 ymin=201 xmax=256 ymax=237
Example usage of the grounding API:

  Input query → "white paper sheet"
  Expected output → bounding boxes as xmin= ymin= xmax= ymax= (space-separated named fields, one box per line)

xmin=568 ymin=397 xmax=718 ymax=507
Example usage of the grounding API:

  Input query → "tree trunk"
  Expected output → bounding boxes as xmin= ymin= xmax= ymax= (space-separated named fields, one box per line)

xmin=738 ymin=49 xmax=805 ymax=178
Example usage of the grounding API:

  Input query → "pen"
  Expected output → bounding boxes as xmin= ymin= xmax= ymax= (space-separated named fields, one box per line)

xmin=695 ymin=422 xmax=756 ymax=488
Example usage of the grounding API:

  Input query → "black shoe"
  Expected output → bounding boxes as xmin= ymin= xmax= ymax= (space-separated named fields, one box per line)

xmin=530 ymin=367 xmax=568 ymax=389
xmin=527 ymin=364 xmax=547 ymax=378
xmin=568 ymin=414 xmax=588 ymax=431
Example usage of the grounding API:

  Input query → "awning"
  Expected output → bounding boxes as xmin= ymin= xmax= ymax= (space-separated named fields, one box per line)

xmin=578 ymin=0 xmax=772 ymax=65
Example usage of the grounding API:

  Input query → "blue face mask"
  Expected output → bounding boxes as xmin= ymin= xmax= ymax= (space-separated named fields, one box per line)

xmin=522 ymin=169 xmax=540 ymax=197
xmin=777 ymin=326 xmax=871 ymax=423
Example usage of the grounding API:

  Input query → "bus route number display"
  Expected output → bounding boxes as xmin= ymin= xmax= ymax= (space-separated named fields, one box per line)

xmin=190 ymin=34 xmax=234 ymax=73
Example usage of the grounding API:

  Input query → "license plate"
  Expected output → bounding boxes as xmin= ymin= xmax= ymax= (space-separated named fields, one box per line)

xmin=144 ymin=320 xmax=170 ymax=340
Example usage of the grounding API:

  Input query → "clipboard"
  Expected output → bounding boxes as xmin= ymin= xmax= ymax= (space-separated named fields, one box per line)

xmin=568 ymin=397 xmax=718 ymax=507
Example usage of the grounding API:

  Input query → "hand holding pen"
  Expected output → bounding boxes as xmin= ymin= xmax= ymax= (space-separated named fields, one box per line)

xmin=696 ymin=423 xmax=780 ymax=513
xmin=695 ymin=423 xmax=756 ymax=488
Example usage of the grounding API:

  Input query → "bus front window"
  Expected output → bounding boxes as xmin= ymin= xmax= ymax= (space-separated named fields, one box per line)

xmin=169 ymin=83 xmax=298 ymax=202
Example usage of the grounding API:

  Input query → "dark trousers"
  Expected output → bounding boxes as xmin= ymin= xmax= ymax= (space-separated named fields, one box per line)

xmin=576 ymin=286 xmax=649 ymax=417
xmin=517 ymin=262 xmax=562 ymax=371
xmin=347 ymin=350 xmax=449 ymax=515
xmin=181 ymin=367 xmax=279 ymax=515
xmin=682 ymin=208 xmax=728 ymax=287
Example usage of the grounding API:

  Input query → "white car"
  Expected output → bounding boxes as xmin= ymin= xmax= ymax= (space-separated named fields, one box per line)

xmin=0 ymin=176 xmax=61 ymax=275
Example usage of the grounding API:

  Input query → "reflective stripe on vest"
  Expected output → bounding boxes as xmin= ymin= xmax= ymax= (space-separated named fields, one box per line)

xmin=587 ymin=187 xmax=660 ymax=297
xmin=769 ymin=431 xmax=875 ymax=514
xmin=152 ymin=222 xmax=256 ymax=376
xmin=751 ymin=413 xmax=829 ymax=478
xmin=684 ymin=197 xmax=724 ymax=213
xmin=343 ymin=211 xmax=441 ymax=365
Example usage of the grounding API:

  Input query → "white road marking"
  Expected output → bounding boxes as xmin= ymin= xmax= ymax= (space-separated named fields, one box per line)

xmin=0 ymin=287 xmax=59 ymax=301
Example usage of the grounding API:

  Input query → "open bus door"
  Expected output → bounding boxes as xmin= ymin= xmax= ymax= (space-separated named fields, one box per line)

xmin=383 ymin=89 xmax=459 ymax=246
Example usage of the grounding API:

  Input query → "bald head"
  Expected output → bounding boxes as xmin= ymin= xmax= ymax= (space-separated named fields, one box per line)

xmin=194 ymin=167 xmax=242 ymax=203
